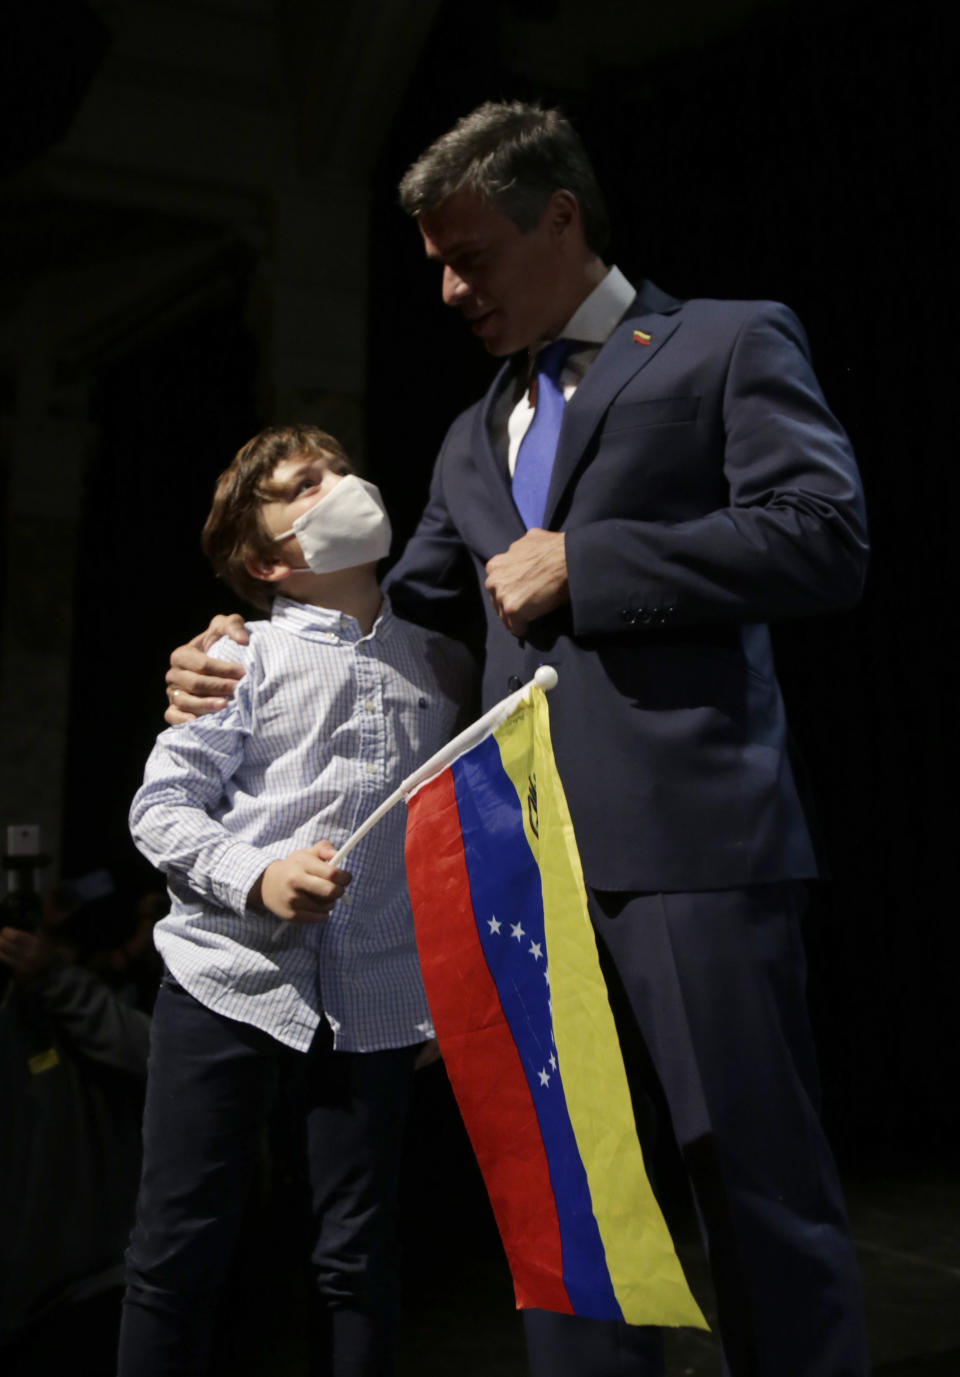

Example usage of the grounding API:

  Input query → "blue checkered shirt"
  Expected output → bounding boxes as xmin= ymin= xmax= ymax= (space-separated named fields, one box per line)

xmin=130 ymin=595 xmax=472 ymax=1052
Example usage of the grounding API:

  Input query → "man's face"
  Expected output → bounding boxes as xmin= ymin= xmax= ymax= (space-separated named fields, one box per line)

xmin=418 ymin=189 xmax=571 ymax=357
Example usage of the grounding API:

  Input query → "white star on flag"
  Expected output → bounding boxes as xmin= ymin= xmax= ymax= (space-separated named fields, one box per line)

xmin=549 ymin=1052 xmax=557 ymax=1071
xmin=488 ymin=915 xmax=501 ymax=934
xmin=529 ymin=941 xmax=543 ymax=961
xmin=511 ymin=921 xmax=526 ymax=942
xmin=538 ymin=1068 xmax=551 ymax=1087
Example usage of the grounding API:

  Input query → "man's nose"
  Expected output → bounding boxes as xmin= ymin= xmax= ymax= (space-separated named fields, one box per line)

xmin=442 ymin=265 xmax=470 ymax=307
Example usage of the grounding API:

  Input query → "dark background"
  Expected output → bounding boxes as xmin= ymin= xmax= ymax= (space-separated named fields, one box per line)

xmin=2 ymin=0 xmax=956 ymax=1178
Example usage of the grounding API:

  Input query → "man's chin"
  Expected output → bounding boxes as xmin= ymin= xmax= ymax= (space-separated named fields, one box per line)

xmin=476 ymin=327 xmax=517 ymax=358
xmin=468 ymin=312 xmax=512 ymax=356
xmin=482 ymin=338 xmax=515 ymax=358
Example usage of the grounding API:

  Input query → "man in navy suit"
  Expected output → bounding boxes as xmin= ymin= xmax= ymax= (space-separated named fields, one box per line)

xmin=167 ymin=102 xmax=871 ymax=1376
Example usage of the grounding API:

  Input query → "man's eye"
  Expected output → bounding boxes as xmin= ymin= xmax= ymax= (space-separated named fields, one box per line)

xmin=296 ymin=480 xmax=322 ymax=496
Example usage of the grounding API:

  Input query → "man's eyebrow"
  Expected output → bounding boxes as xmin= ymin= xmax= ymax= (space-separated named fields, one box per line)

xmin=424 ymin=236 xmax=481 ymax=262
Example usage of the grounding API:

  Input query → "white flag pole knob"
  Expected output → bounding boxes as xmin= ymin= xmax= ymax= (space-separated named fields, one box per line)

xmin=534 ymin=666 xmax=559 ymax=691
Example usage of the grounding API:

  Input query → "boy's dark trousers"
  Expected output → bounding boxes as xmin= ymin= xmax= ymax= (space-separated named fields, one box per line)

xmin=117 ymin=974 xmax=417 ymax=1377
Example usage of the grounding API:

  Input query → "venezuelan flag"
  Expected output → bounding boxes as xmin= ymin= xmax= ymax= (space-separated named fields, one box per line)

xmin=405 ymin=685 xmax=707 ymax=1328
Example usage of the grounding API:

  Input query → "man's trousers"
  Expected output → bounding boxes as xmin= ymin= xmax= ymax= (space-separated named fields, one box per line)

xmin=523 ymin=882 xmax=871 ymax=1377
xmin=117 ymin=974 xmax=416 ymax=1377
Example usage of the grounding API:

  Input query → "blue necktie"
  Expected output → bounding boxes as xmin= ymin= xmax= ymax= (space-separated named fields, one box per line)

xmin=511 ymin=338 xmax=576 ymax=529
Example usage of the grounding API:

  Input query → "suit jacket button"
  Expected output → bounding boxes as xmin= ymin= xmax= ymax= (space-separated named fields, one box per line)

xmin=635 ymin=608 xmax=653 ymax=625
xmin=620 ymin=608 xmax=634 ymax=623
xmin=507 ymin=675 xmax=523 ymax=691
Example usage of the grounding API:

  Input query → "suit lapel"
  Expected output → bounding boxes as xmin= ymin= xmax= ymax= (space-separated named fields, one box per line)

xmin=474 ymin=354 xmax=528 ymax=534
xmin=542 ymin=284 xmax=683 ymax=530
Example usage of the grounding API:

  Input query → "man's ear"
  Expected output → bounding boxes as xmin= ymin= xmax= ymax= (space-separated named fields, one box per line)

xmin=245 ymin=555 xmax=292 ymax=584
xmin=548 ymin=188 xmax=580 ymax=238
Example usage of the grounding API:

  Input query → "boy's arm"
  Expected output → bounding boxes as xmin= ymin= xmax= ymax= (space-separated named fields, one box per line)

xmin=249 ymin=842 xmax=350 ymax=921
xmin=131 ymin=680 xmax=349 ymax=922
xmin=130 ymin=707 xmax=267 ymax=916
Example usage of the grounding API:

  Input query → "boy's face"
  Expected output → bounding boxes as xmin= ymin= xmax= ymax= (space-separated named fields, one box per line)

xmin=258 ymin=451 xmax=345 ymax=565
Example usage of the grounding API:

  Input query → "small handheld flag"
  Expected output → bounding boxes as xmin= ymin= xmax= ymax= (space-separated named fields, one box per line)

xmin=402 ymin=677 xmax=707 ymax=1328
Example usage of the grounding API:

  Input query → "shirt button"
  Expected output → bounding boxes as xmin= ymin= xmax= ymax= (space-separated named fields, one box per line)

xmin=507 ymin=675 xmax=523 ymax=691
xmin=362 ymin=699 xmax=375 ymax=712
xmin=365 ymin=762 xmax=376 ymax=775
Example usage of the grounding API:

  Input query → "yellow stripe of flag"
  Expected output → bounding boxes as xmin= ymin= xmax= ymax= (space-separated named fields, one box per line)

xmin=493 ymin=689 xmax=707 ymax=1328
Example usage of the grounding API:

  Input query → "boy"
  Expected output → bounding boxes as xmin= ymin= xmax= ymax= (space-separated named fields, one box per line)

xmin=120 ymin=425 xmax=471 ymax=1377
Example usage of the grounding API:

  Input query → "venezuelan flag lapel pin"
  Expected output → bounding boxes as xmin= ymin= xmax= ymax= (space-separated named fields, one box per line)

xmin=633 ymin=329 xmax=652 ymax=346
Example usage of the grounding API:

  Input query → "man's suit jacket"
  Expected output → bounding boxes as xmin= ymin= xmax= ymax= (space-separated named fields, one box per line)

xmin=387 ymin=280 xmax=868 ymax=893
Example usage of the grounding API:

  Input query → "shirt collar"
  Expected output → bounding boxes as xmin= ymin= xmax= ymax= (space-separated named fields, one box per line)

xmin=560 ymin=264 xmax=636 ymax=347
xmin=271 ymin=593 xmax=392 ymax=644
xmin=520 ymin=266 xmax=636 ymax=384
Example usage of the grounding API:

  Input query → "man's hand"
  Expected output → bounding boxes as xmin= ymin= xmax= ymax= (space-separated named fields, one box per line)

xmin=165 ymin=614 xmax=249 ymax=724
xmin=0 ymin=927 xmax=59 ymax=981
xmin=250 ymin=841 xmax=352 ymax=923
xmin=484 ymin=529 xmax=569 ymax=637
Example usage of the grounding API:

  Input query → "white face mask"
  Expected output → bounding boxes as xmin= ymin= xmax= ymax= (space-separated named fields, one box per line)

xmin=273 ymin=475 xmax=392 ymax=575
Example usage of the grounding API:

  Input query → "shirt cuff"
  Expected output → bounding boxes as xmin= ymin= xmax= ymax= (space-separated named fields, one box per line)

xmin=208 ymin=842 xmax=276 ymax=916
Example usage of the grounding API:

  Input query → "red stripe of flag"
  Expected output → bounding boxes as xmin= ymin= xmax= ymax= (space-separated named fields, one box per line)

xmin=406 ymin=768 xmax=573 ymax=1313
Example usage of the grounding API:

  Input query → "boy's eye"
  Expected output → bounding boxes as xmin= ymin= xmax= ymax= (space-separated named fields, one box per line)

xmin=295 ymin=479 xmax=322 ymax=496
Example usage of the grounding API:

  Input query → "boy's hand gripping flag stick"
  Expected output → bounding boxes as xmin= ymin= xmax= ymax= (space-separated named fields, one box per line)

xmin=329 ymin=666 xmax=559 ymax=867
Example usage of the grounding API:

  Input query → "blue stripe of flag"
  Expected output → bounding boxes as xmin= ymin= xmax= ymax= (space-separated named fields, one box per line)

xmin=451 ymin=736 xmax=622 ymax=1321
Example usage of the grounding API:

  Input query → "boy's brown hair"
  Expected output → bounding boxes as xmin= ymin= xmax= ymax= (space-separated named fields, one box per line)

xmin=202 ymin=425 xmax=353 ymax=612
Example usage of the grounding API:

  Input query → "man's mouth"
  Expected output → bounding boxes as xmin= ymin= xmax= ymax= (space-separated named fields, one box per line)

xmin=467 ymin=309 xmax=496 ymax=336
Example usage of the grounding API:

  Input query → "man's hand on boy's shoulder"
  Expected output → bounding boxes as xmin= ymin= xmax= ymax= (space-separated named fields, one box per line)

xmin=164 ymin=613 xmax=251 ymax=725
xmin=249 ymin=841 xmax=352 ymax=923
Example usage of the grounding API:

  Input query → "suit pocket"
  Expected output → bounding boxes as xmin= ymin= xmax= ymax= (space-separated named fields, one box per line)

xmin=603 ymin=395 xmax=701 ymax=434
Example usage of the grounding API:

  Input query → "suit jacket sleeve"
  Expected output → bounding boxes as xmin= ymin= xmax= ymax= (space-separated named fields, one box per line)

xmin=384 ymin=430 xmax=486 ymax=639
xmin=565 ymin=302 xmax=869 ymax=634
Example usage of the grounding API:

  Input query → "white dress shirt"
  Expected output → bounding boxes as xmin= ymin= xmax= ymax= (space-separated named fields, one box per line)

xmin=130 ymin=595 xmax=472 ymax=1053
xmin=502 ymin=265 xmax=637 ymax=474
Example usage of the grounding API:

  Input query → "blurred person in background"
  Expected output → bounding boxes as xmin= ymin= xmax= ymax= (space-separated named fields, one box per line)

xmin=0 ymin=873 xmax=159 ymax=1377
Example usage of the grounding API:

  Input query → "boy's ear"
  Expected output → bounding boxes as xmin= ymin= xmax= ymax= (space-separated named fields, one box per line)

xmin=245 ymin=554 xmax=291 ymax=584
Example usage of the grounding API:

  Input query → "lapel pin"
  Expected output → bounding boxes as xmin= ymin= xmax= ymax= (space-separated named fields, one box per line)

xmin=633 ymin=329 xmax=652 ymax=346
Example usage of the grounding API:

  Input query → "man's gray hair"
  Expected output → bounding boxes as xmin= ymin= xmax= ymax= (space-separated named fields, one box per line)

xmin=398 ymin=100 xmax=610 ymax=256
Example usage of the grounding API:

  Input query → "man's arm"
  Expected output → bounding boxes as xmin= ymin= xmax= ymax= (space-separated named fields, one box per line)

xmin=164 ymin=617 xmax=250 ymax=724
xmin=491 ymin=304 xmax=868 ymax=637
xmin=484 ymin=528 xmax=568 ymax=638
xmin=383 ymin=439 xmax=486 ymax=639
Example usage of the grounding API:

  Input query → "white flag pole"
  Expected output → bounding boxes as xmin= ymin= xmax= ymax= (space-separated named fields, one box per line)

xmin=329 ymin=665 xmax=558 ymax=868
